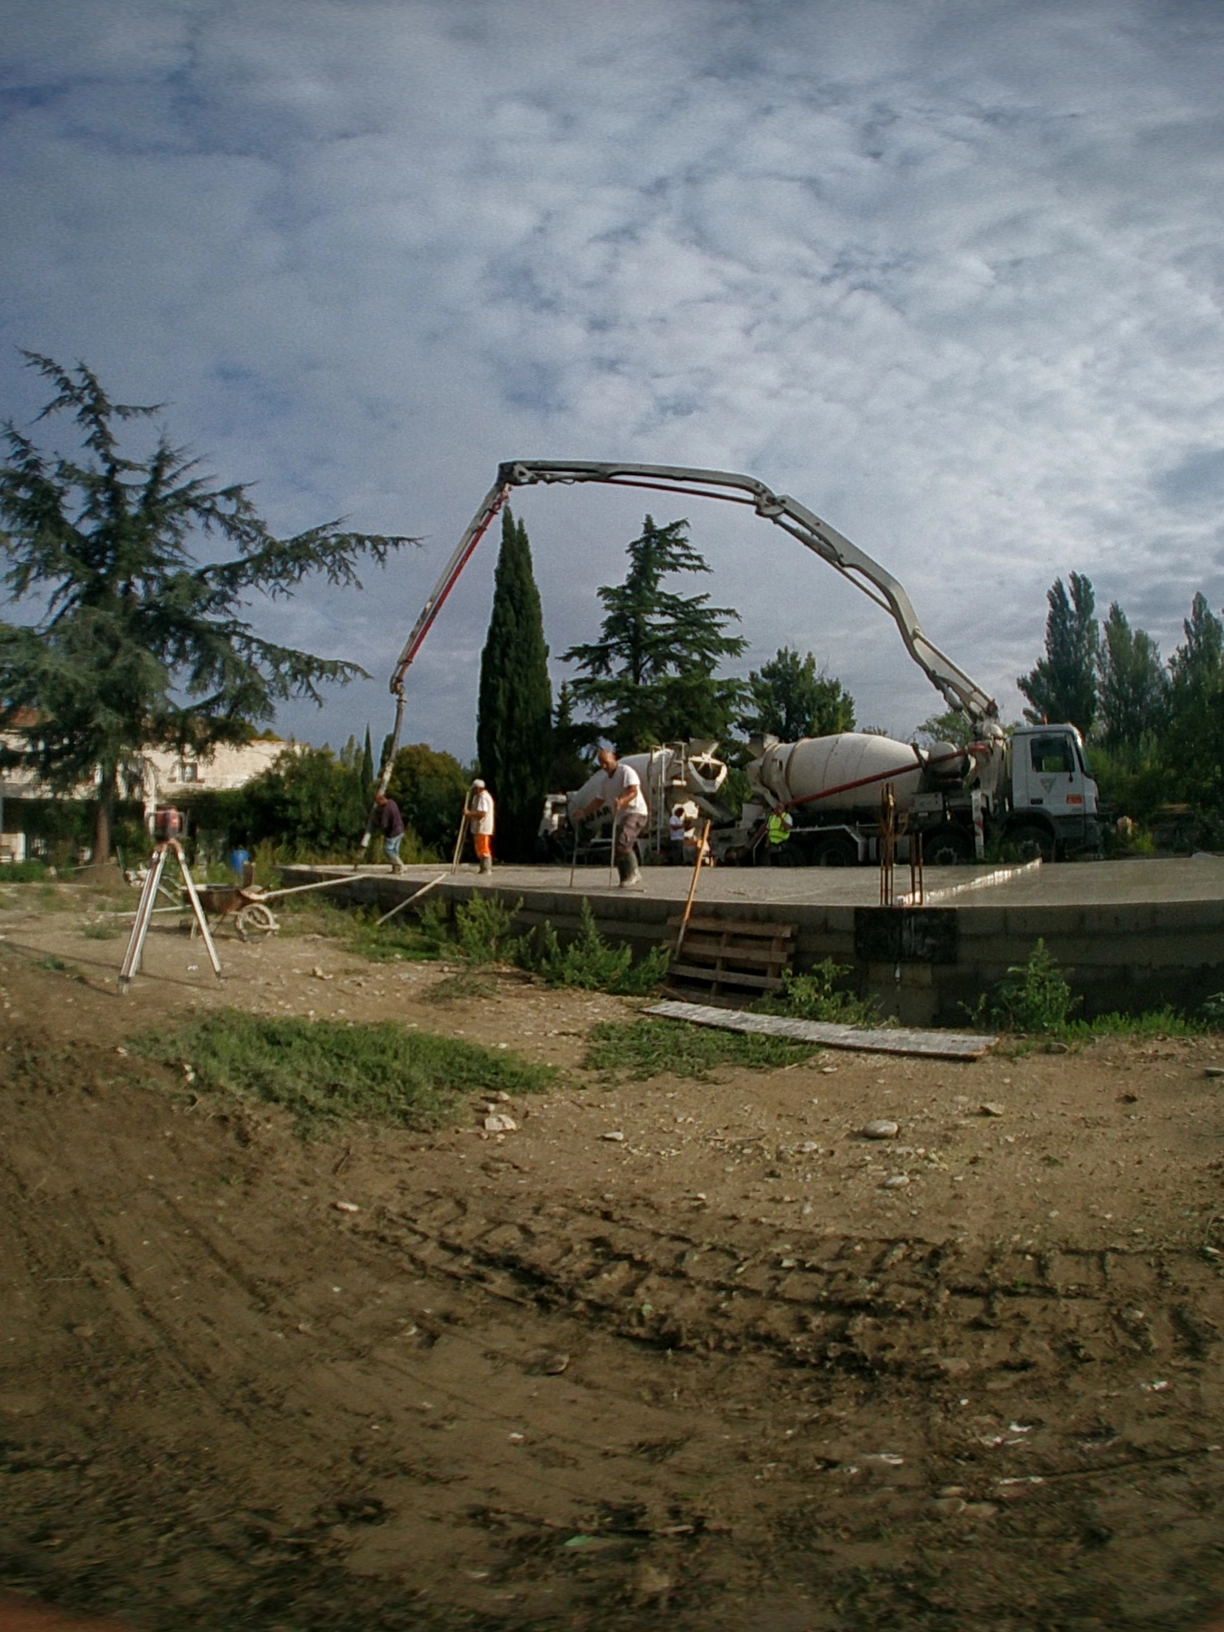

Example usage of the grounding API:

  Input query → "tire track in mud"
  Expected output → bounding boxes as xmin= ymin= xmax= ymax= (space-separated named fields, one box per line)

xmin=362 ymin=1190 xmax=1224 ymax=1380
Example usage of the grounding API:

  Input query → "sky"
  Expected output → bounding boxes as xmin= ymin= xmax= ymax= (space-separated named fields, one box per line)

xmin=2 ymin=0 xmax=1224 ymax=761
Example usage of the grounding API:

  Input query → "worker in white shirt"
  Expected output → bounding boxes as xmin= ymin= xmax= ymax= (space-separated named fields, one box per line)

xmin=575 ymin=748 xmax=648 ymax=887
xmin=465 ymin=779 xmax=496 ymax=875
xmin=668 ymin=804 xmax=689 ymax=865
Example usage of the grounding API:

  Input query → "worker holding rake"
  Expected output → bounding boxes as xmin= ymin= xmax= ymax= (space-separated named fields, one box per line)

xmin=464 ymin=779 xmax=496 ymax=875
xmin=575 ymin=747 xmax=647 ymax=887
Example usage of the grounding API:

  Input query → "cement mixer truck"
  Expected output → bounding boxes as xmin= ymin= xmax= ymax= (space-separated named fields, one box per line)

xmin=730 ymin=723 xmax=1099 ymax=866
xmin=373 ymin=460 xmax=1100 ymax=866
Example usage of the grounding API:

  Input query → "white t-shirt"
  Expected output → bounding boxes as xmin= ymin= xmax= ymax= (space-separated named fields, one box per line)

xmin=669 ymin=812 xmax=687 ymax=842
xmin=596 ymin=762 xmax=648 ymax=818
xmin=469 ymin=788 xmax=495 ymax=835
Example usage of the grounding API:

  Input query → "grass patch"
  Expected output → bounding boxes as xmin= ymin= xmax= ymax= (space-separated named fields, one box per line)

xmin=133 ymin=1009 xmax=556 ymax=1136
xmin=277 ymin=896 xmax=442 ymax=964
xmin=518 ymin=899 xmax=670 ymax=996
xmin=586 ymin=1016 xmax=819 ymax=1080
xmin=82 ymin=918 xmax=123 ymax=940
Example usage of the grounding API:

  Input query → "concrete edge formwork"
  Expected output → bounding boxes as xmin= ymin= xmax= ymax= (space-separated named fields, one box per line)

xmin=281 ymin=868 xmax=1224 ymax=1027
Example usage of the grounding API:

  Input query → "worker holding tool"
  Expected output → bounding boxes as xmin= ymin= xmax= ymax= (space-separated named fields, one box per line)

xmin=371 ymin=791 xmax=406 ymax=873
xmin=766 ymin=803 xmax=794 ymax=864
xmin=465 ymin=779 xmax=496 ymax=875
xmin=575 ymin=748 xmax=647 ymax=887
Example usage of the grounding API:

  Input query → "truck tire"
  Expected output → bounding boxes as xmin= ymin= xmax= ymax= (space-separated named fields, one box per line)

xmin=925 ymin=830 xmax=970 ymax=867
xmin=811 ymin=836 xmax=858 ymax=867
xmin=1008 ymin=823 xmax=1054 ymax=863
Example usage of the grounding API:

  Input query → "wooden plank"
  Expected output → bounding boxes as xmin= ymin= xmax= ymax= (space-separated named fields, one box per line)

xmin=667 ymin=915 xmax=796 ymax=939
xmin=667 ymin=963 xmax=784 ymax=991
xmin=644 ymin=999 xmax=997 ymax=1061
xmin=674 ymin=938 xmax=793 ymax=968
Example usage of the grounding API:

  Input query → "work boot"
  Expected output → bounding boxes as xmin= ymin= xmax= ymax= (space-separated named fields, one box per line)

xmin=391 ymin=859 xmax=404 ymax=875
xmin=617 ymin=852 xmax=642 ymax=888
xmin=479 ymin=855 xmax=493 ymax=876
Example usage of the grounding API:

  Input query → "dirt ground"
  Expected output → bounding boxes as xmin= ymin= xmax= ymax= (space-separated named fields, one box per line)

xmin=2 ymin=877 xmax=1224 ymax=1631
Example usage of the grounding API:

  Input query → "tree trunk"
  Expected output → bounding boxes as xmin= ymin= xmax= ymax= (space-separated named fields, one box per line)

xmin=93 ymin=773 xmax=116 ymax=866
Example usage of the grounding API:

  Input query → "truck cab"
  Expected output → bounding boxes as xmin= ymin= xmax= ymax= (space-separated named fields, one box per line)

xmin=1006 ymin=725 xmax=1100 ymax=859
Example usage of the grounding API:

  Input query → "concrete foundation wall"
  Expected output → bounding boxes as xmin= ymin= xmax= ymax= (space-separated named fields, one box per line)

xmin=294 ymin=870 xmax=1224 ymax=1027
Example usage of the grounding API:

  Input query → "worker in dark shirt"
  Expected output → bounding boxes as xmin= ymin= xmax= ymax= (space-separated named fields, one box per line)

xmin=372 ymin=791 xmax=406 ymax=873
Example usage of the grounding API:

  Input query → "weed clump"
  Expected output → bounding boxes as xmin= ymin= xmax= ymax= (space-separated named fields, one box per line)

xmin=758 ymin=959 xmax=880 ymax=1027
xmin=521 ymin=900 xmax=670 ymax=996
xmin=133 ymin=1010 xmax=555 ymax=1136
xmin=971 ymin=939 xmax=1080 ymax=1034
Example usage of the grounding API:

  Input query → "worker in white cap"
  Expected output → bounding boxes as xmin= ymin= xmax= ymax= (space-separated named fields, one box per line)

xmin=465 ymin=779 xmax=496 ymax=875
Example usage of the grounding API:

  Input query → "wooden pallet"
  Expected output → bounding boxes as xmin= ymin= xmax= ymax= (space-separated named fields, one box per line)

xmin=666 ymin=914 xmax=797 ymax=1000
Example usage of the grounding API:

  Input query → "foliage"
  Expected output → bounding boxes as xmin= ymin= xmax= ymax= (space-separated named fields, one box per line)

xmin=974 ymin=939 xmax=1081 ymax=1033
xmin=548 ymin=681 xmax=599 ymax=791
xmin=1087 ymin=742 xmax=1169 ymax=830
xmin=133 ymin=1010 xmax=554 ymax=1137
xmin=585 ymin=1017 xmax=818 ymax=1079
xmin=1097 ymin=602 xmax=1168 ymax=761
xmin=241 ymin=746 xmax=368 ymax=854
xmin=0 ymin=354 xmax=413 ymax=860
xmin=386 ymin=742 xmax=468 ymax=856
xmin=1163 ymin=592 xmax=1224 ymax=811
xmin=0 ymin=859 xmax=50 ymax=881
xmin=476 ymin=508 xmax=553 ymax=860
xmin=519 ymin=899 xmax=670 ymax=995
xmin=758 ymin=960 xmax=881 ymax=1026
xmin=1017 ymin=573 xmax=1099 ymax=735
xmin=563 ymin=515 xmax=747 ymax=752
xmin=915 ymin=709 xmax=990 ymax=750
xmin=737 ymin=646 xmax=856 ymax=741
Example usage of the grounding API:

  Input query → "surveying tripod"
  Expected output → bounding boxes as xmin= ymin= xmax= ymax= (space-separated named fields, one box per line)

xmin=118 ymin=836 xmax=224 ymax=994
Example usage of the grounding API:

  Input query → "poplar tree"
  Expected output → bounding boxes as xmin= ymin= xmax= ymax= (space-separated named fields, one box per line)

xmin=1097 ymin=604 xmax=1168 ymax=761
xmin=476 ymin=508 xmax=552 ymax=860
xmin=1163 ymin=592 xmax=1224 ymax=808
xmin=1018 ymin=573 xmax=1099 ymax=734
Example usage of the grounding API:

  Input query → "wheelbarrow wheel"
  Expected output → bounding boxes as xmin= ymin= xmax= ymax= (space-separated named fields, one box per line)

xmin=234 ymin=902 xmax=279 ymax=941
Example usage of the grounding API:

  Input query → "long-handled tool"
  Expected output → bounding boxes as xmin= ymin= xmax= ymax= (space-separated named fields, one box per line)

xmin=568 ymin=817 xmax=580 ymax=888
xmin=118 ymin=837 xmax=224 ymax=993
xmin=376 ymin=872 xmax=448 ymax=927
xmin=451 ymin=811 xmax=470 ymax=872
xmin=671 ymin=819 xmax=711 ymax=965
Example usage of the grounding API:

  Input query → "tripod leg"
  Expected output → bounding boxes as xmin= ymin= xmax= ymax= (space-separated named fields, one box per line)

xmin=173 ymin=843 xmax=224 ymax=982
xmin=118 ymin=848 xmax=169 ymax=992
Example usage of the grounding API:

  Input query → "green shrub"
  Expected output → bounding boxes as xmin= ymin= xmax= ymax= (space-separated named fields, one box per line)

xmin=417 ymin=893 xmax=521 ymax=964
xmin=759 ymin=959 xmax=880 ymax=1027
xmin=132 ymin=1010 xmax=555 ymax=1137
xmin=977 ymin=939 xmax=1080 ymax=1033
xmin=0 ymin=859 xmax=50 ymax=882
xmin=518 ymin=900 xmax=669 ymax=996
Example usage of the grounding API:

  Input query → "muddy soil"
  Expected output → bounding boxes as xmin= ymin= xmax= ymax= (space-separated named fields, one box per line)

xmin=2 ymin=880 xmax=1224 ymax=1630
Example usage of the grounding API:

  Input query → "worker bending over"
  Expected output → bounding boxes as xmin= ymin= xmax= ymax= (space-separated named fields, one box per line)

xmin=575 ymin=748 xmax=647 ymax=887
xmin=465 ymin=779 xmax=496 ymax=875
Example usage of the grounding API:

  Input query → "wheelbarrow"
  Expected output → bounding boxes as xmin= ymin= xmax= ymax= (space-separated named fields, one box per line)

xmin=194 ymin=883 xmax=280 ymax=941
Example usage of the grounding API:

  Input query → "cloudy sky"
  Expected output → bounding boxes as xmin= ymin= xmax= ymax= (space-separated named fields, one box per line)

xmin=3 ymin=0 xmax=1224 ymax=760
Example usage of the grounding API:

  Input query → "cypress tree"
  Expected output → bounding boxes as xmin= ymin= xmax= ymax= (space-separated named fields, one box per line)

xmin=476 ymin=508 xmax=552 ymax=860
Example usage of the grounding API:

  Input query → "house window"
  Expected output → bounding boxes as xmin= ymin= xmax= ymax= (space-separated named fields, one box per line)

xmin=179 ymin=762 xmax=200 ymax=783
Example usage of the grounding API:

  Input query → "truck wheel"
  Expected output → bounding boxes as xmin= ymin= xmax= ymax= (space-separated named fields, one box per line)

xmin=811 ymin=836 xmax=858 ymax=867
xmin=925 ymin=831 xmax=969 ymax=867
xmin=1008 ymin=824 xmax=1054 ymax=862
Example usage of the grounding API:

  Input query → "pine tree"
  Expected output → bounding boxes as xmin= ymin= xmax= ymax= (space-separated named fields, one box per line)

xmin=476 ymin=508 xmax=552 ymax=860
xmin=361 ymin=726 xmax=375 ymax=794
xmin=737 ymin=646 xmax=856 ymax=741
xmin=562 ymin=515 xmax=746 ymax=752
xmin=1018 ymin=573 xmax=1099 ymax=734
xmin=1163 ymin=593 xmax=1224 ymax=809
xmin=1097 ymin=604 xmax=1168 ymax=761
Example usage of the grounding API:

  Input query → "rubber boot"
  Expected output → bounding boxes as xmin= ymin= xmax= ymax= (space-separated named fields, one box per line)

xmin=617 ymin=852 xmax=641 ymax=888
xmin=479 ymin=855 xmax=493 ymax=876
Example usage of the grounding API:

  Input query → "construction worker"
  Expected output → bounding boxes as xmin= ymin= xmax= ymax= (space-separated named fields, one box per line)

xmin=465 ymin=779 xmax=496 ymax=875
xmin=766 ymin=804 xmax=794 ymax=864
xmin=669 ymin=804 xmax=689 ymax=865
xmin=371 ymin=791 xmax=406 ymax=873
xmin=575 ymin=747 xmax=647 ymax=887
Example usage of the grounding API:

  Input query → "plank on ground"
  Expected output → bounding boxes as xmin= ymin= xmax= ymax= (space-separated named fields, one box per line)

xmin=644 ymin=999 xmax=996 ymax=1061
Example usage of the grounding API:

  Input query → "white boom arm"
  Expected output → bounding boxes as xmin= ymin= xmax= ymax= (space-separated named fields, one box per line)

xmin=379 ymin=460 xmax=999 ymax=790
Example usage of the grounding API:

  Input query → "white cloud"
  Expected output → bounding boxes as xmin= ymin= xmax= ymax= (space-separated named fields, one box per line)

xmin=2 ymin=0 xmax=1224 ymax=756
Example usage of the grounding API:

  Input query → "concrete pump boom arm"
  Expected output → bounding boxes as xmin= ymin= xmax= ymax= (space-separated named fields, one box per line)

xmin=379 ymin=459 xmax=998 ymax=794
